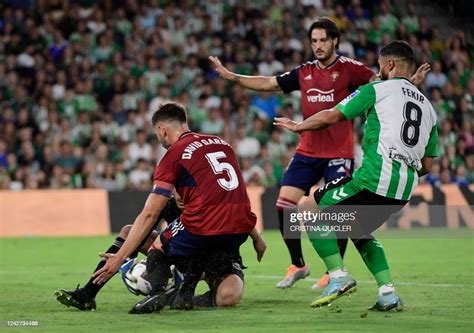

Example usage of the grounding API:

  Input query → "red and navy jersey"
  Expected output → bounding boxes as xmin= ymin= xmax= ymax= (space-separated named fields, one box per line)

xmin=276 ymin=56 xmax=374 ymax=159
xmin=152 ymin=132 xmax=256 ymax=236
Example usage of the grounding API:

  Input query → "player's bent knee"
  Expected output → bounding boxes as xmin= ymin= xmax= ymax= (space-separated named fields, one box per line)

xmin=119 ymin=224 xmax=133 ymax=239
xmin=278 ymin=186 xmax=305 ymax=204
xmin=140 ymin=230 xmax=159 ymax=255
xmin=216 ymin=274 xmax=244 ymax=307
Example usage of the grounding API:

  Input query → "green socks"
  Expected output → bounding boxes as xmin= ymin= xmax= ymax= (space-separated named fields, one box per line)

xmin=359 ymin=239 xmax=393 ymax=287
xmin=309 ymin=231 xmax=344 ymax=272
xmin=310 ymin=234 xmax=393 ymax=287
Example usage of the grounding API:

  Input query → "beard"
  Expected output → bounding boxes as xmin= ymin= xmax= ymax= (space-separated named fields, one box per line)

xmin=379 ymin=70 xmax=389 ymax=80
xmin=314 ymin=45 xmax=335 ymax=63
xmin=157 ymin=136 xmax=170 ymax=149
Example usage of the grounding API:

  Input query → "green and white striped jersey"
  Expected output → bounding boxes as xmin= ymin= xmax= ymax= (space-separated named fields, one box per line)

xmin=336 ymin=78 xmax=438 ymax=200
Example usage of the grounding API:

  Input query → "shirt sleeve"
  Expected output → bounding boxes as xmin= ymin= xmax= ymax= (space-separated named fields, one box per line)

xmin=276 ymin=67 xmax=300 ymax=94
xmin=335 ymin=83 xmax=376 ymax=120
xmin=350 ymin=62 xmax=376 ymax=88
xmin=151 ymin=151 xmax=179 ymax=197
xmin=424 ymin=124 xmax=439 ymax=157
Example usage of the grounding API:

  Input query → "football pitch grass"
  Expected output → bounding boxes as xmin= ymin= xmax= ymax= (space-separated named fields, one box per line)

xmin=1 ymin=229 xmax=473 ymax=332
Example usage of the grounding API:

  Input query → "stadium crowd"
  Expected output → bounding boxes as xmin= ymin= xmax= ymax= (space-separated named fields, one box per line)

xmin=0 ymin=0 xmax=473 ymax=191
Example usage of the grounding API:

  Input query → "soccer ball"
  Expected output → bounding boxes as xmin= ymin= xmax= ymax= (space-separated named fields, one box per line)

xmin=120 ymin=259 xmax=152 ymax=296
xmin=120 ymin=258 xmax=184 ymax=297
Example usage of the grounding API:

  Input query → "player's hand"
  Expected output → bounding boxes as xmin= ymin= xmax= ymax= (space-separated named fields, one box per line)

xmin=92 ymin=253 xmax=123 ymax=285
xmin=253 ymin=234 xmax=267 ymax=262
xmin=411 ymin=62 xmax=431 ymax=86
xmin=273 ymin=117 xmax=300 ymax=133
xmin=209 ymin=56 xmax=235 ymax=81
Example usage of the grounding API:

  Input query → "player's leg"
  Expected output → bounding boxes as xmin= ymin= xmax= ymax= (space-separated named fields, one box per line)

xmin=352 ymin=237 xmax=402 ymax=311
xmin=55 ymin=225 xmax=159 ymax=311
xmin=347 ymin=193 xmax=407 ymax=311
xmin=193 ymin=249 xmax=245 ymax=307
xmin=276 ymin=154 xmax=324 ymax=288
xmin=130 ymin=219 xmax=205 ymax=314
xmin=190 ymin=274 xmax=244 ymax=307
xmin=215 ymin=275 xmax=244 ymax=306
xmin=172 ymin=232 xmax=249 ymax=309
xmin=276 ymin=185 xmax=307 ymax=287
xmin=308 ymin=176 xmax=361 ymax=307
xmin=129 ymin=240 xmax=171 ymax=314
xmin=312 ymin=158 xmax=355 ymax=290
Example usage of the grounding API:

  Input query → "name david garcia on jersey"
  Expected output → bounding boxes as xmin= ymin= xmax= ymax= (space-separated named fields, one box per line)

xmin=181 ymin=137 xmax=231 ymax=160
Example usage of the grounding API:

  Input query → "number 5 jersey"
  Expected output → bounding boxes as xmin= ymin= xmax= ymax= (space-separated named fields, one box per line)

xmin=152 ymin=131 xmax=256 ymax=236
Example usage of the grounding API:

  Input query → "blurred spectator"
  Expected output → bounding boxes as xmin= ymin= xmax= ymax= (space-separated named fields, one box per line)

xmin=128 ymin=129 xmax=152 ymax=164
xmin=201 ymin=107 xmax=225 ymax=135
xmin=250 ymin=92 xmax=281 ymax=120
xmin=241 ymin=158 xmax=265 ymax=185
xmin=93 ymin=162 xmax=126 ymax=191
xmin=258 ymin=51 xmax=284 ymax=77
xmin=451 ymin=165 xmax=469 ymax=186
xmin=54 ymin=140 xmax=80 ymax=174
xmin=235 ymin=126 xmax=261 ymax=160
xmin=338 ymin=34 xmax=355 ymax=58
xmin=0 ymin=140 xmax=8 ymax=168
xmin=426 ymin=61 xmax=447 ymax=91
xmin=378 ymin=2 xmax=398 ymax=38
xmin=424 ymin=162 xmax=441 ymax=187
xmin=267 ymin=129 xmax=286 ymax=161
xmin=401 ymin=3 xmax=419 ymax=33
xmin=128 ymin=158 xmax=152 ymax=190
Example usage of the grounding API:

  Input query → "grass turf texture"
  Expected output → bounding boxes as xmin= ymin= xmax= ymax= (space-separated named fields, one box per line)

xmin=1 ymin=229 xmax=473 ymax=332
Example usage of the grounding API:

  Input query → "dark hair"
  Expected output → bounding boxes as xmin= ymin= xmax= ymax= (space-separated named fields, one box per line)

xmin=151 ymin=102 xmax=187 ymax=126
xmin=307 ymin=17 xmax=340 ymax=47
xmin=380 ymin=40 xmax=415 ymax=66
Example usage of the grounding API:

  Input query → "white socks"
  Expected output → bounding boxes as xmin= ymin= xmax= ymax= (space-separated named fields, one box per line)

xmin=329 ymin=268 xmax=348 ymax=279
xmin=378 ymin=283 xmax=395 ymax=296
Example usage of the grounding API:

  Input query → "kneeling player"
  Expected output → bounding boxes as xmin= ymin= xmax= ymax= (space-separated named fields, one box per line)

xmin=55 ymin=200 xmax=249 ymax=310
xmin=91 ymin=103 xmax=266 ymax=314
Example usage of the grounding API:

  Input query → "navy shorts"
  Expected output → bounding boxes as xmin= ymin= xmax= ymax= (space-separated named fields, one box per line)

xmin=280 ymin=153 xmax=354 ymax=194
xmin=159 ymin=219 xmax=249 ymax=258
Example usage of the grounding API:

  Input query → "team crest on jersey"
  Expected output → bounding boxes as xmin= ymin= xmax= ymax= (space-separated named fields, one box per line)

xmin=331 ymin=71 xmax=340 ymax=82
xmin=339 ymin=90 xmax=360 ymax=106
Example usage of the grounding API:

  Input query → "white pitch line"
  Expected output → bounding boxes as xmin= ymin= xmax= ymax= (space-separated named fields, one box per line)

xmin=247 ymin=274 xmax=474 ymax=288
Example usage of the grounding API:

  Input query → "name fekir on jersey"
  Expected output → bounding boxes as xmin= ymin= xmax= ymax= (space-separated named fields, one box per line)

xmin=276 ymin=56 xmax=375 ymax=159
xmin=336 ymin=78 xmax=439 ymax=200
xmin=152 ymin=132 xmax=256 ymax=236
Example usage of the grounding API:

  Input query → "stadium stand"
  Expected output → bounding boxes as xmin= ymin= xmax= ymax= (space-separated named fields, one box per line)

xmin=0 ymin=0 xmax=472 ymax=191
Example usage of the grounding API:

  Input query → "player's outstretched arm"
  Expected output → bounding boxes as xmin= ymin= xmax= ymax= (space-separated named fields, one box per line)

xmin=274 ymin=107 xmax=345 ymax=133
xmin=92 ymin=193 xmax=169 ymax=284
xmin=209 ymin=56 xmax=281 ymax=91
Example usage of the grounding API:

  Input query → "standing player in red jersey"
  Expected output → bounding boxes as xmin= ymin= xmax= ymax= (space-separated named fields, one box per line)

xmin=92 ymin=102 xmax=266 ymax=314
xmin=209 ymin=17 xmax=429 ymax=289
